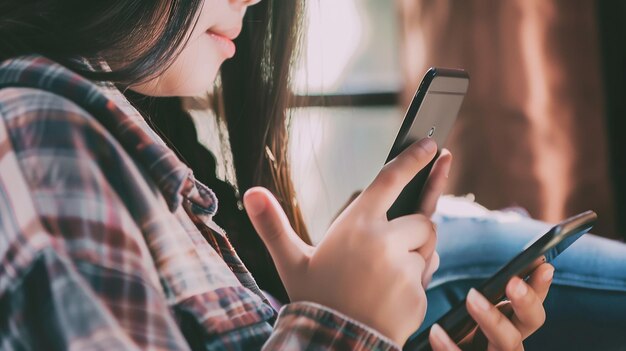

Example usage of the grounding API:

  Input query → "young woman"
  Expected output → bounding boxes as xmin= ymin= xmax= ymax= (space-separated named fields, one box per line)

xmin=0 ymin=0 xmax=558 ymax=349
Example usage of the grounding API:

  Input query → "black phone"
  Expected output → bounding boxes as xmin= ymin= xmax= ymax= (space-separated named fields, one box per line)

xmin=386 ymin=68 xmax=469 ymax=220
xmin=404 ymin=210 xmax=598 ymax=351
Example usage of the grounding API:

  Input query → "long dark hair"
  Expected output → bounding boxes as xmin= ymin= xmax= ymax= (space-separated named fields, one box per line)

xmin=1 ymin=0 xmax=309 ymax=301
xmin=219 ymin=1 xmax=311 ymax=244
xmin=0 ymin=0 xmax=203 ymax=86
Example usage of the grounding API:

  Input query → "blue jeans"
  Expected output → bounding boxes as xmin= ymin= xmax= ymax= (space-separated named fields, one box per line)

xmin=417 ymin=198 xmax=626 ymax=350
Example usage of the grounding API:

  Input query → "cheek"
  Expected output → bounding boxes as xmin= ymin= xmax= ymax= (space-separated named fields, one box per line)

xmin=159 ymin=34 xmax=224 ymax=96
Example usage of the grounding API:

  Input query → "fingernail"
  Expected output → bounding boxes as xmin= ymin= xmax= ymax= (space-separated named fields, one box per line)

xmin=243 ymin=190 xmax=266 ymax=216
xmin=430 ymin=323 xmax=455 ymax=348
xmin=419 ymin=138 xmax=437 ymax=153
xmin=468 ymin=288 xmax=491 ymax=311
xmin=511 ymin=277 xmax=528 ymax=298
xmin=542 ymin=266 xmax=554 ymax=282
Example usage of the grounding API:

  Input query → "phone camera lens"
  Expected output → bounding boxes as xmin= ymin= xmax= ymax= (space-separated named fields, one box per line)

xmin=428 ymin=127 xmax=435 ymax=137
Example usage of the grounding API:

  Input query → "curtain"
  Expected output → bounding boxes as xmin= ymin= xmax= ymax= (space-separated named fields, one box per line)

xmin=396 ymin=0 xmax=617 ymax=238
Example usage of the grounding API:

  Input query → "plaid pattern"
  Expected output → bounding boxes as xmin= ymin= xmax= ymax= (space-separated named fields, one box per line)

xmin=0 ymin=56 xmax=397 ymax=350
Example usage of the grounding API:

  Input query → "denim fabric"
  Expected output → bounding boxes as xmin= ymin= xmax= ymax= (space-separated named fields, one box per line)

xmin=417 ymin=196 xmax=626 ymax=350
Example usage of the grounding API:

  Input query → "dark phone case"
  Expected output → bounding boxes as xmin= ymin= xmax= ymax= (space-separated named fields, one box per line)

xmin=386 ymin=68 xmax=468 ymax=220
xmin=404 ymin=210 xmax=597 ymax=351
xmin=386 ymin=150 xmax=439 ymax=220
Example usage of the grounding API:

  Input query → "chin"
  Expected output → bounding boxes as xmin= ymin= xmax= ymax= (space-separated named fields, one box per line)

xmin=130 ymin=63 xmax=221 ymax=97
xmin=180 ymin=62 xmax=222 ymax=96
xmin=164 ymin=62 xmax=221 ymax=97
xmin=172 ymin=75 xmax=218 ymax=97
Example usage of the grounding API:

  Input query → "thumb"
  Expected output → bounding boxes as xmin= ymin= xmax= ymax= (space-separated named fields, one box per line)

xmin=243 ymin=187 xmax=310 ymax=283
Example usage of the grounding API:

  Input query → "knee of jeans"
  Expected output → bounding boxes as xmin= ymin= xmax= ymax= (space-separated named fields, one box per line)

xmin=432 ymin=196 xmax=626 ymax=292
xmin=430 ymin=196 xmax=552 ymax=286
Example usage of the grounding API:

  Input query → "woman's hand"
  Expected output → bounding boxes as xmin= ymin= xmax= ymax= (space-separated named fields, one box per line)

xmin=429 ymin=263 xmax=554 ymax=350
xmin=244 ymin=138 xmax=452 ymax=345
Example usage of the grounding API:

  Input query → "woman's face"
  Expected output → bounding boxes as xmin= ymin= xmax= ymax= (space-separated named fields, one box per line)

xmin=131 ymin=0 xmax=261 ymax=97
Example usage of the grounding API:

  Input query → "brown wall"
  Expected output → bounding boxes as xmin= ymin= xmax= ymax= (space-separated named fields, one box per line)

xmin=397 ymin=0 xmax=617 ymax=238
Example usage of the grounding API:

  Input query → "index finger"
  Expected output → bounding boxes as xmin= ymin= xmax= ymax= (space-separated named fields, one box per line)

xmin=358 ymin=138 xmax=438 ymax=216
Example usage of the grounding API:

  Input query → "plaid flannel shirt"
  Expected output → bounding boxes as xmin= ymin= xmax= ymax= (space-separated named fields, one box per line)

xmin=0 ymin=56 xmax=398 ymax=350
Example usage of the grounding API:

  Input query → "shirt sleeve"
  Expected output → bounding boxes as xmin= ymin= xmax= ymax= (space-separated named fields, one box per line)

xmin=201 ymin=301 xmax=401 ymax=350
xmin=263 ymin=302 xmax=400 ymax=350
xmin=0 ymin=88 xmax=190 ymax=350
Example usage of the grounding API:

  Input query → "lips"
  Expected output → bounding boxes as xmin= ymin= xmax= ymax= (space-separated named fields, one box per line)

xmin=206 ymin=26 xmax=241 ymax=59
xmin=208 ymin=26 xmax=242 ymax=41
xmin=207 ymin=30 xmax=237 ymax=58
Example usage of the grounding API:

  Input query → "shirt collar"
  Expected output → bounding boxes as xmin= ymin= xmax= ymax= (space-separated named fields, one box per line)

xmin=0 ymin=55 xmax=218 ymax=217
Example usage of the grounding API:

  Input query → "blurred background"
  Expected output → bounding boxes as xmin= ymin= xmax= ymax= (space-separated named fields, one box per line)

xmin=196 ymin=0 xmax=626 ymax=243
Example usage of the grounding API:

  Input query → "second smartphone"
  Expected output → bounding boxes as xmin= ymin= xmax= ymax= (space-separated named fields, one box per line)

xmin=386 ymin=68 xmax=469 ymax=220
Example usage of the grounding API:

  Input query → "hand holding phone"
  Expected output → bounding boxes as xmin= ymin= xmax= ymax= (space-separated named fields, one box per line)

xmin=405 ymin=210 xmax=597 ymax=350
xmin=428 ymin=262 xmax=555 ymax=350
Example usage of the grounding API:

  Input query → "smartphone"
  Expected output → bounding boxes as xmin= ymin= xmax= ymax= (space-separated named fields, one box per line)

xmin=386 ymin=68 xmax=469 ymax=220
xmin=404 ymin=210 xmax=598 ymax=351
